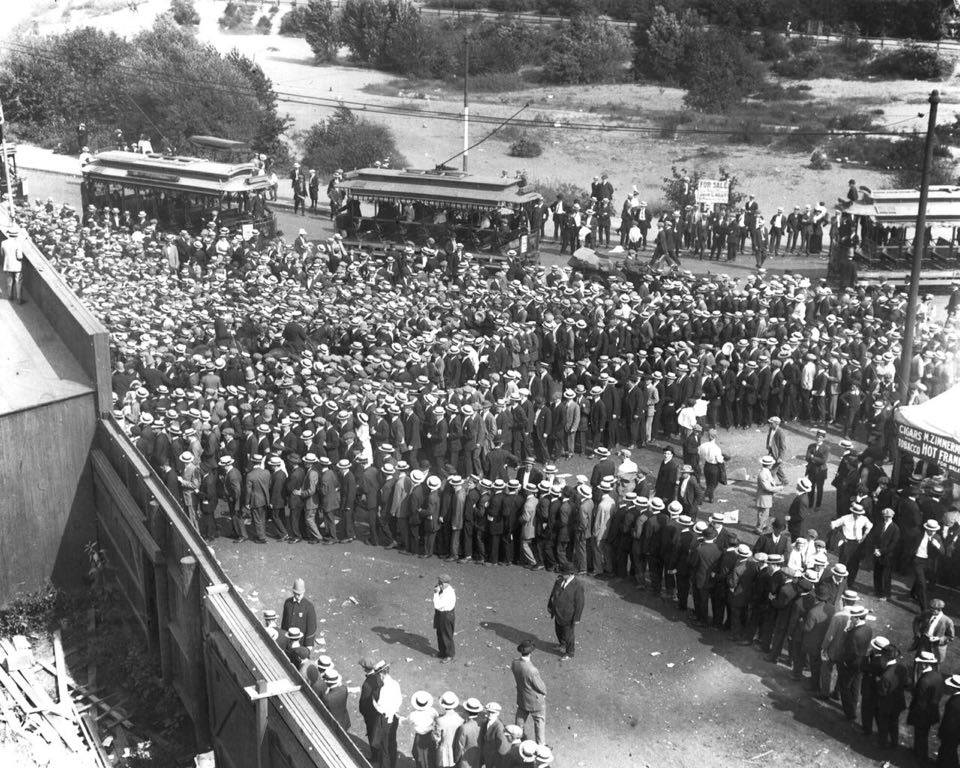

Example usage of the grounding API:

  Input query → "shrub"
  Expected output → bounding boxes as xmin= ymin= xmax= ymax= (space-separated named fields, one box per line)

xmin=750 ymin=81 xmax=813 ymax=101
xmin=302 ymin=0 xmax=339 ymax=62
xmin=809 ymin=148 xmax=831 ymax=170
xmin=279 ymin=7 xmax=309 ymax=35
xmin=870 ymin=45 xmax=948 ymax=80
xmin=661 ymin=165 xmax=742 ymax=210
xmin=772 ymin=50 xmax=823 ymax=78
xmin=338 ymin=0 xmax=390 ymax=64
xmin=508 ymin=135 xmax=543 ymax=158
xmin=544 ymin=15 xmax=630 ymax=84
xmin=728 ymin=118 xmax=765 ymax=145
xmin=255 ymin=15 xmax=272 ymax=34
xmin=170 ymin=0 xmax=200 ymax=26
xmin=758 ymin=29 xmax=789 ymax=61
xmin=787 ymin=35 xmax=816 ymax=55
xmin=300 ymin=106 xmax=408 ymax=174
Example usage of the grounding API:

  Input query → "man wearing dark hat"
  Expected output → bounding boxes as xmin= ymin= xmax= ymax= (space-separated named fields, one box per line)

xmin=281 ymin=577 xmax=317 ymax=647
xmin=804 ymin=429 xmax=829 ymax=510
xmin=912 ymin=598 xmax=955 ymax=665
xmin=358 ymin=656 xmax=384 ymax=764
xmin=547 ymin=563 xmax=584 ymax=661
xmin=511 ymin=640 xmax=546 ymax=745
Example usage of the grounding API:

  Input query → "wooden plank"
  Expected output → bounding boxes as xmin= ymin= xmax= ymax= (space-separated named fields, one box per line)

xmin=35 ymin=660 xmax=134 ymax=730
xmin=53 ymin=630 xmax=69 ymax=706
xmin=10 ymin=667 xmax=86 ymax=753
xmin=79 ymin=713 xmax=111 ymax=768
xmin=90 ymin=450 xmax=162 ymax=563
xmin=86 ymin=608 xmax=97 ymax=690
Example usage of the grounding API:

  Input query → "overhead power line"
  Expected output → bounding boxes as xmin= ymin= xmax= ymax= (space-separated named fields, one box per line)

xmin=1 ymin=39 xmax=931 ymax=140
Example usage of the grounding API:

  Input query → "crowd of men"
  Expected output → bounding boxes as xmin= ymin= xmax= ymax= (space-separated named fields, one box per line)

xmin=9 ymin=195 xmax=960 ymax=765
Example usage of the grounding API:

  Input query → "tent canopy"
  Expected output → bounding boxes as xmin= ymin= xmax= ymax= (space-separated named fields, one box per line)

xmin=895 ymin=384 xmax=960 ymax=442
xmin=895 ymin=384 xmax=960 ymax=478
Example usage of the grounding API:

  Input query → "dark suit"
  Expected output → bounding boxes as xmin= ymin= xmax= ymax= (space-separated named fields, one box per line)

xmin=547 ymin=575 xmax=585 ymax=656
xmin=654 ymin=458 xmax=679 ymax=500
xmin=869 ymin=520 xmax=900 ymax=598
xmin=938 ymin=692 xmax=960 ymax=768
xmin=281 ymin=596 xmax=317 ymax=647
xmin=359 ymin=671 xmax=384 ymax=763
xmin=320 ymin=684 xmax=351 ymax=732
xmin=908 ymin=669 xmax=943 ymax=760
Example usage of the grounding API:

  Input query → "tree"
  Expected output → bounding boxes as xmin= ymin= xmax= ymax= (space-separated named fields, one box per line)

xmin=683 ymin=30 xmax=762 ymax=112
xmin=338 ymin=0 xmax=390 ymax=63
xmin=303 ymin=0 xmax=339 ymax=63
xmin=170 ymin=0 xmax=200 ymax=26
xmin=543 ymin=15 xmax=630 ymax=84
xmin=0 ymin=17 xmax=290 ymax=157
xmin=633 ymin=6 xmax=701 ymax=84
xmin=279 ymin=7 xmax=309 ymax=36
xmin=300 ymin=106 xmax=407 ymax=173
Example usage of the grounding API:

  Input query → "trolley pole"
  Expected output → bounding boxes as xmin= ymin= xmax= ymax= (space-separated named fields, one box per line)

xmin=462 ymin=39 xmax=469 ymax=172
xmin=0 ymin=96 xmax=13 ymax=216
xmin=893 ymin=89 xmax=939 ymax=484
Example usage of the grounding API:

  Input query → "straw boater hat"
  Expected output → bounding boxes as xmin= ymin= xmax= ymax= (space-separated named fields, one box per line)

xmin=411 ymin=691 xmax=434 ymax=710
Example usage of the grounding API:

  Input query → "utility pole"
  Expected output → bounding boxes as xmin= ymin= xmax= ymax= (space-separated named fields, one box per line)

xmin=896 ymin=89 xmax=939 ymax=407
xmin=0 ymin=96 xmax=12 ymax=216
xmin=462 ymin=38 xmax=469 ymax=173
xmin=893 ymin=89 xmax=939 ymax=483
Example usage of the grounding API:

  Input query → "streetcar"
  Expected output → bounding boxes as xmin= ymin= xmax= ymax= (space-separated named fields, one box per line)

xmin=335 ymin=166 xmax=543 ymax=264
xmin=80 ymin=150 xmax=276 ymax=236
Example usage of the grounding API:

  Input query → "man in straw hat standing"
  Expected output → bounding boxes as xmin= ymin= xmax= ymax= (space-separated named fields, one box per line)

xmin=910 ymin=519 xmax=944 ymax=611
xmin=1 ymin=223 xmax=25 ymax=304
xmin=433 ymin=573 xmax=456 ymax=663
xmin=907 ymin=651 xmax=944 ymax=762
xmin=455 ymin=698 xmax=484 ymax=767
xmin=938 ymin=674 xmax=960 ymax=767
xmin=435 ymin=691 xmax=463 ymax=768
xmin=755 ymin=455 xmax=783 ymax=536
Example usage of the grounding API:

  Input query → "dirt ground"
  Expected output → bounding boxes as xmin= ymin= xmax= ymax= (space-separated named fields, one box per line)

xmin=214 ymin=422 xmax=958 ymax=768
xmin=9 ymin=0 xmax=960 ymax=213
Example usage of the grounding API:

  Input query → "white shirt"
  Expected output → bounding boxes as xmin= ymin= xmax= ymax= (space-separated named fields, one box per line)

xmin=698 ymin=440 xmax=723 ymax=464
xmin=433 ymin=585 xmax=456 ymax=612
xmin=374 ymin=673 xmax=402 ymax=722
xmin=917 ymin=533 xmax=931 ymax=559
xmin=830 ymin=513 xmax=873 ymax=542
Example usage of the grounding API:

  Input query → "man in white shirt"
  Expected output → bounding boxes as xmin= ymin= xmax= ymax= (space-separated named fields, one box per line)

xmin=373 ymin=661 xmax=402 ymax=766
xmin=698 ymin=429 xmax=724 ymax=503
xmin=830 ymin=502 xmax=873 ymax=586
xmin=433 ymin=574 xmax=457 ymax=663
xmin=1 ymin=224 xmax=25 ymax=304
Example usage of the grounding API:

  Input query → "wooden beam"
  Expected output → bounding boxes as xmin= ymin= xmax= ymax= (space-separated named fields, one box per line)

xmin=90 ymin=450 xmax=162 ymax=563
xmin=53 ymin=631 xmax=69 ymax=706
xmin=35 ymin=660 xmax=134 ymax=730
xmin=243 ymin=679 xmax=300 ymax=701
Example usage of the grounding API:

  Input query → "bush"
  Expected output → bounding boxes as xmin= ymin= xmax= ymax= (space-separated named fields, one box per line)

xmin=508 ymin=134 xmax=543 ymax=158
xmin=772 ymin=49 xmax=823 ymax=78
xmin=870 ymin=45 xmax=948 ymax=80
xmin=300 ymin=106 xmax=407 ymax=174
xmin=757 ymin=29 xmax=789 ymax=61
xmin=787 ymin=35 xmax=816 ymax=55
xmin=543 ymin=15 xmax=629 ymax=84
xmin=302 ymin=0 xmax=338 ymax=62
xmin=279 ymin=7 xmax=309 ymax=35
xmin=255 ymin=15 xmax=272 ymax=34
xmin=170 ymin=0 xmax=200 ymax=26
xmin=809 ymin=148 xmax=831 ymax=170
xmin=750 ymin=81 xmax=812 ymax=101
xmin=338 ymin=0 xmax=391 ymax=64
xmin=661 ymin=165 xmax=742 ymax=210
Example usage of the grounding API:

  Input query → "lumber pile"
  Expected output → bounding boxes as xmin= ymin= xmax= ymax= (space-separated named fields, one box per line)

xmin=0 ymin=634 xmax=106 ymax=767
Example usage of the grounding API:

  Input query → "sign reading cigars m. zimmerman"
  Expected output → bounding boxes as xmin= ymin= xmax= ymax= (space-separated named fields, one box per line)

xmin=897 ymin=422 xmax=960 ymax=477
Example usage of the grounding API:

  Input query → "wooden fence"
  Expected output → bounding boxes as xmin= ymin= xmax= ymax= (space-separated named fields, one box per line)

xmin=91 ymin=417 xmax=370 ymax=768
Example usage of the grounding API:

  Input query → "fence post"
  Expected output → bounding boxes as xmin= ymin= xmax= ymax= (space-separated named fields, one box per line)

xmin=146 ymin=499 xmax=172 ymax=685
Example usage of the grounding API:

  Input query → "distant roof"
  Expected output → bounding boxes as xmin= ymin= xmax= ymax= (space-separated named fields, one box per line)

xmin=188 ymin=135 xmax=250 ymax=151
xmin=82 ymin=150 xmax=271 ymax=195
xmin=846 ymin=186 xmax=960 ymax=225
xmin=338 ymin=167 xmax=541 ymax=209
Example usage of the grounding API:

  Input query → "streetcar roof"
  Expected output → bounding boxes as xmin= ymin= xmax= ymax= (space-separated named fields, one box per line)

xmin=846 ymin=186 xmax=960 ymax=224
xmin=338 ymin=167 xmax=542 ymax=209
xmin=82 ymin=150 xmax=272 ymax=195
